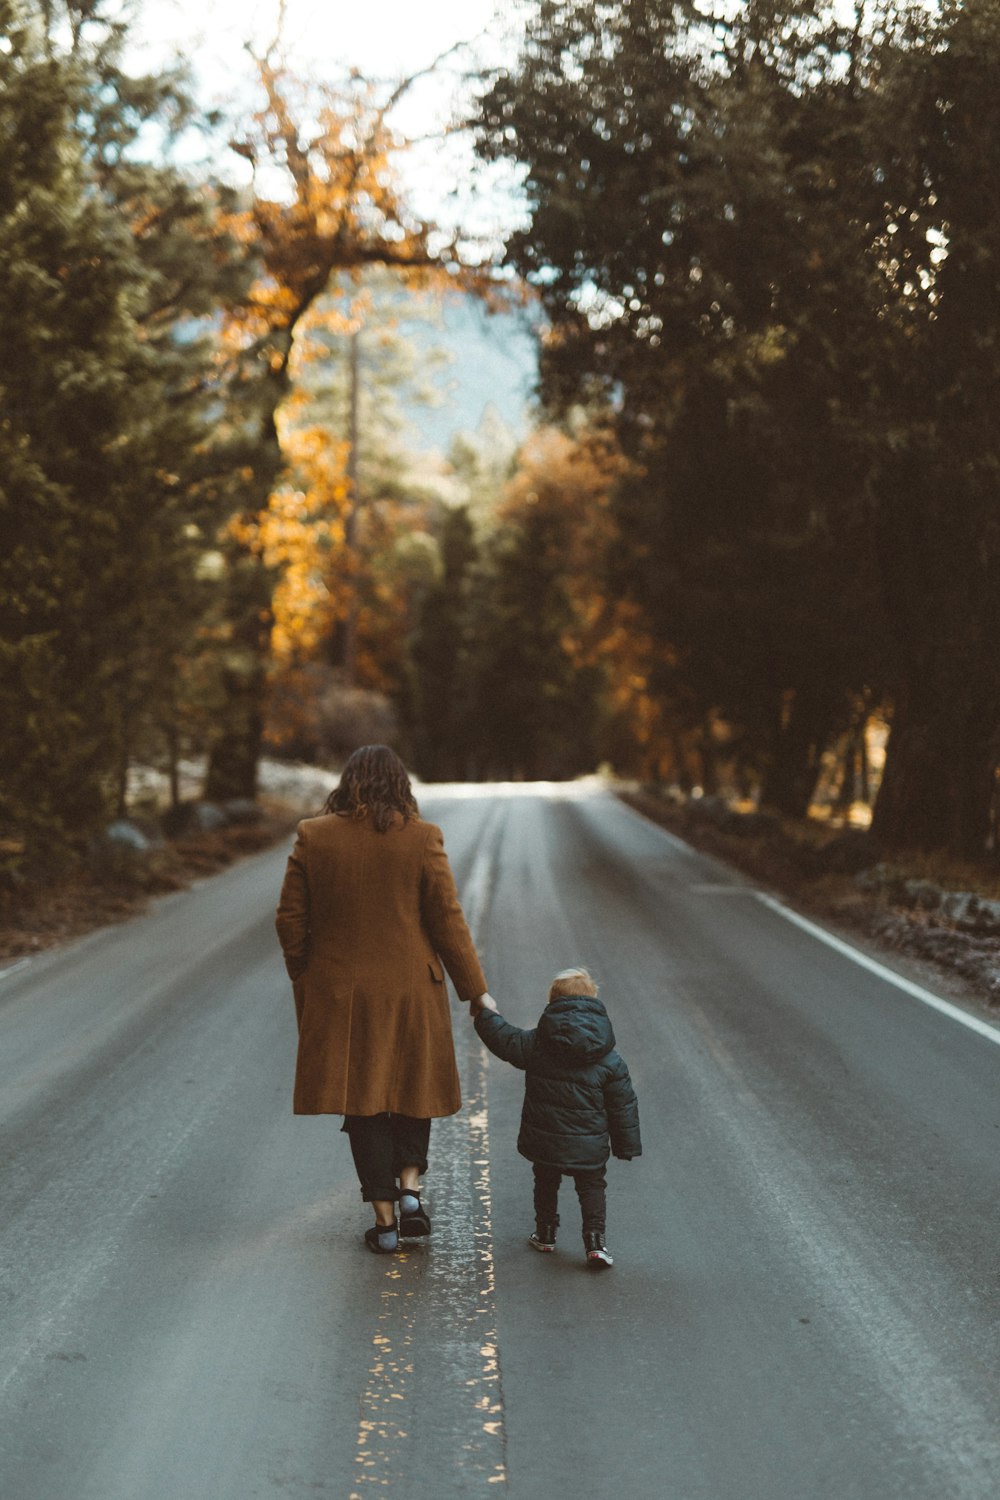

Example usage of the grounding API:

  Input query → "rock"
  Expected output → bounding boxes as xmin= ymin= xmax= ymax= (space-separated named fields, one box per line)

xmin=221 ymin=798 xmax=263 ymax=826
xmin=938 ymin=891 xmax=1000 ymax=934
xmin=89 ymin=819 xmax=168 ymax=884
xmin=688 ymin=795 xmax=730 ymax=824
xmin=854 ymin=863 xmax=907 ymax=897
xmin=814 ymin=830 xmax=880 ymax=875
xmin=161 ymin=801 xmax=229 ymax=838
xmin=901 ymin=879 xmax=942 ymax=911
xmin=687 ymin=796 xmax=746 ymax=834
xmin=104 ymin=820 xmax=160 ymax=852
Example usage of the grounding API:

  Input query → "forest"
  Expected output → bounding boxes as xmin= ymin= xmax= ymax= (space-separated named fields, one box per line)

xmin=2 ymin=0 xmax=999 ymax=883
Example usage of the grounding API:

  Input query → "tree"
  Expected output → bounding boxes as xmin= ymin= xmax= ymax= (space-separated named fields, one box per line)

xmin=478 ymin=0 xmax=889 ymax=811
xmin=459 ymin=424 xmax=639 ymax=780
xmin=478 ymin=0 xmax=1000 ymax=845
xmin=244 ymin=270 xmax=456 ymax=763
xmin=0 ymin=4 xmax=128 ymax=868
xmin=862 ymin=0 xmax=1000 ymax=854
xmin=204 ymin=47 xmax=481 ymax=798
xmin=0 ymin=0 xmax=257 ymax=873
xmin=407 ymin=504 xmax=480 ymax=780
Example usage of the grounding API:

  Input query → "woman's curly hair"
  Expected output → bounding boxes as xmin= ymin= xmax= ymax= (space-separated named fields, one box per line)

xmin=323 ymin=745 xmax=419 ymax=832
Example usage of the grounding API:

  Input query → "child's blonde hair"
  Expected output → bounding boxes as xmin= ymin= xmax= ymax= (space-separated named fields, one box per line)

xmin=548 ymin=966 xmax=598 ymax=1001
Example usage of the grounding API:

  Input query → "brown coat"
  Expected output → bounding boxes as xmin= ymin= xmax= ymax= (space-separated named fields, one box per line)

xmin=275 ymin=811 xmax=487 ymax=1117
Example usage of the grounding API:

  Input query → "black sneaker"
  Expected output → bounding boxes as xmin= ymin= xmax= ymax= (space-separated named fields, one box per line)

xmin=365 ymin=1221 xmax=399 ymax=1254
xmin=398 ymin=1193 xmax=431 ymax=1238
xmin=528 ymin=1224 xmax=558 ymax=1253
xmin=583 ymin=1230 xmax=613 ymax=1269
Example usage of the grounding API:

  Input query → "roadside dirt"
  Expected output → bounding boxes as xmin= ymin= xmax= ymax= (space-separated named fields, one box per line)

xmin=0 ymin=810 xmax=297 ymax=963
xmin=619 ymin=789 xmax=1000 ymax=1014
xmin=0 ymin=759 xmax=335 ymax=967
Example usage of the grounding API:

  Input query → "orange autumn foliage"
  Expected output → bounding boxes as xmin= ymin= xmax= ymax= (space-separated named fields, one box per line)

xmin=499 ymin=426 xmax=677 ymax=778
xmin=223 ymin=53 xmax=493 ymax=389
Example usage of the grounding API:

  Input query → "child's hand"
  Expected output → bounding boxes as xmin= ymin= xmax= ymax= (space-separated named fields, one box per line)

xmin=471 ymin=991 xmax=498 ymax=1017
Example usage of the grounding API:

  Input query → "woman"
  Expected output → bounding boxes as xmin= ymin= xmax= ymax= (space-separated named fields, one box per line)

xmin=275 ymin=745 xmax=490 ymax=1253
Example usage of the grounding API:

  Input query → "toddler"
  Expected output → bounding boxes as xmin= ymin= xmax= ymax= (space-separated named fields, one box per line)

xmin=473 ymin=967 xmax=641 ymax=1269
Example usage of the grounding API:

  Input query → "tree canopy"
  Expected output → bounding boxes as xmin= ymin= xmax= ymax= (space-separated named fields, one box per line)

xmin=4 ymin=0 xmax=999 ymax=877
xmin=474 ymin=0 xmax=1000 ymax=852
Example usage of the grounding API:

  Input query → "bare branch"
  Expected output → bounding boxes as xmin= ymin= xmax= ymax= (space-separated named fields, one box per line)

xmin=371 ymin=29 xmax=492 ymax=129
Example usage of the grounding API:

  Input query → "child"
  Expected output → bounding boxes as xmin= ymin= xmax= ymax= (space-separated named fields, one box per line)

xmin=473 ymin=967 xmax=641 ymax=1269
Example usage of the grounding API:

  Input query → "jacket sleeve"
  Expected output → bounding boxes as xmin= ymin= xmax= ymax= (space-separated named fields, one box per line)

xmin=275 ymin=824 xmax=310 ymax=985
xmin=604 ymin=1054 xmax=642 ymax=1159
xmin=474 ymin=1010 xmax=534 ymax=1070
xmin=419 ymin=823 xmax=487 ymax=1002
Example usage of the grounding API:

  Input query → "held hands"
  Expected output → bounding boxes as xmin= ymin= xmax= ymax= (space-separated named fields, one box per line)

xmin=470 ymin=991 xmax=499 ymax=1019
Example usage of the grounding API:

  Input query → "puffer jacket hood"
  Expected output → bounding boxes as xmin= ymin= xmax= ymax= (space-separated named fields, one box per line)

xmin=536 ymin=995 xmax=616 ymax=1063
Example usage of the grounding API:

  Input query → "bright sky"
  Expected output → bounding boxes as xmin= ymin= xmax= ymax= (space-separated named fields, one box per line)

xmin=128 ymin=0 xmax=529 ymax=239
xmin=131 ymin=0 xmax=512 ymax=81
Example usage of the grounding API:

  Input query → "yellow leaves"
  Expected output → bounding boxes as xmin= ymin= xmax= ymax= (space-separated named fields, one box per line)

xmin=223 ymin=54 xmax=458 ymax=376
xmin=498 ymin=423 xmax=678 ymax=776
xmin=254 ymin=416 xmax=353 ymax=668
xmin=226 ymin=513 xmax=262 ymax=551
xmin=292 ymin=298 xmax=357 ymax=367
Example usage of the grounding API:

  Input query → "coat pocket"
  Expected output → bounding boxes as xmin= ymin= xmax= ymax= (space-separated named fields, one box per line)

xmin=427 ymin=959 xmax=445 ymax=984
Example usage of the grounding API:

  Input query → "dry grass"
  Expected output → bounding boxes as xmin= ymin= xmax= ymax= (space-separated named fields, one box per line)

xmin=619 ymin=787 xmax=1000 ymax=1003
xmin=869 ymin=851 xmax=1000 ymax=901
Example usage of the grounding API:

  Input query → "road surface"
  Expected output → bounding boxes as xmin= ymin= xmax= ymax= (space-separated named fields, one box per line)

xmin=2 ymin=783 xmax=1000 ymax=1499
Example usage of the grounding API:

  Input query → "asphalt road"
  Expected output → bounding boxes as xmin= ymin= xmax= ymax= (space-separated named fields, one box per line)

xmin=2 ymin=784 xmax=1000 ymax=1500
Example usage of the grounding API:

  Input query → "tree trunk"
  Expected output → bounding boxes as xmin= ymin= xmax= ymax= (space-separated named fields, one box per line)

xmin=203 ymin=674 xmax=264 ymax=801
xmin=871 ymin=682 xmax=997 ymax=856
xmin=858 ymin=716 xmax=871 ymax=807
xmin=204 ymin=549 xmax=274 ymax=803
xmin=760 ymin=686 xmax=831 ymax=819
xmin=166 ymin=717 xmax=181 ymax=812
xmin=203 ymin=371 xmax=285 ymax=805
xmin=833 ymin=699 xmax=871 ymax=815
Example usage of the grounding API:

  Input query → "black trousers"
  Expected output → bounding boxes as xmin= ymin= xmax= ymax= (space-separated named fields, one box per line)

xmin=532 ymin=1162 xmax=607 ymax=1236
xmin=343 ymin=1113 xmax=431 ymax=1203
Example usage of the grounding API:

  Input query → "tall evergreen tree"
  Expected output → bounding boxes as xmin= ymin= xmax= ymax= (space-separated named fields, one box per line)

xmin=407 ymin=504 xmax=479 ymax=780
xmin=864 ymin=0 xmax=1000 ymax=854
xmin=0 ymin=0 xmax=254 ymax=872
xmin=0 ymin=1 xmax=152 ymax=867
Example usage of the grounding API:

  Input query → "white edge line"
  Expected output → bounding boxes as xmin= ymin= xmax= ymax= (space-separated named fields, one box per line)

xmin=0 ymin=958 xmax=31 ymax=984
xmin=756 ymin=892 xmax=1000 ymax=1049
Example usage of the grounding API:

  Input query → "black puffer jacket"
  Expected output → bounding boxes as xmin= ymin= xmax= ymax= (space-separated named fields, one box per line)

xmin=474 ymin=995 xmax=642 ymax=1171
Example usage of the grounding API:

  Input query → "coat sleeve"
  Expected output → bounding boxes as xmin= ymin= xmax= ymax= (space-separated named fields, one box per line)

xmin=419 ymin=823 xmax=487 ymax=1002
xmin=275 ymin=823 xmax=310 ymax=986
xmin=474 ymin=1010 xmax=534 ymax=1070
xmin=604 ymin=1054 xmax=642 ymax=1159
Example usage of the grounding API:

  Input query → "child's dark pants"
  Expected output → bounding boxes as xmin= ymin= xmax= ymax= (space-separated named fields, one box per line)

xmin=532 ymin=1162 xmax=606 ymax=1236
xmin=343 ymin=1113 xmax=430 ymax=1202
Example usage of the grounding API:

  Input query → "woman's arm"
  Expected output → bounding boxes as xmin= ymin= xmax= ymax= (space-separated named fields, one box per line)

xmin=275 ymin=825 xmax=310 ymax=982
xmin=419 ymin=824 xmax=488 ymax=1001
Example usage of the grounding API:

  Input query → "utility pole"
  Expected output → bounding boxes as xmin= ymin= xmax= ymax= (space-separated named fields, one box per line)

xmin=341 ymin=325 xmax=361 ymax=685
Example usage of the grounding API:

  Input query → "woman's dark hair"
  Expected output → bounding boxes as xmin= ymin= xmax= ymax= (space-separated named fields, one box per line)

xmin=323 ymin=745 xmax=419 ymax=832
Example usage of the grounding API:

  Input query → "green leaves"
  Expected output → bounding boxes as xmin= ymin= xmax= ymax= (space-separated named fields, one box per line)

xmin=0 ymin=1 xmax=257 ymax=874
xmin=476 ymin=0 xmax=1000 ymax=848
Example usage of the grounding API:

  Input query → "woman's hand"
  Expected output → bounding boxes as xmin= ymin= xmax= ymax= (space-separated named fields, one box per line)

xmin=471 ymin=991 xmax=498 ymax=1017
